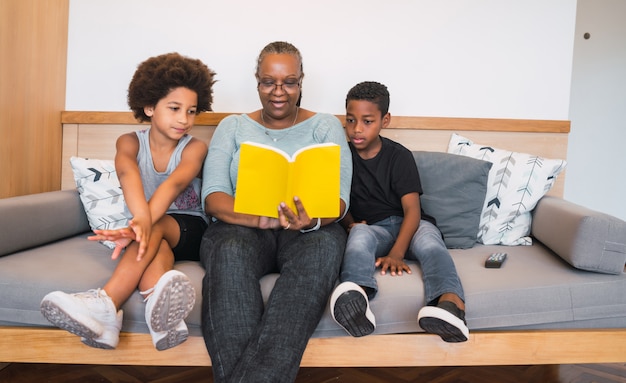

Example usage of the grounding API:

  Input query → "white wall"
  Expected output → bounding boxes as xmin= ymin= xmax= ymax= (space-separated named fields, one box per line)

xmin=66 ymin=0 xmax=575 ymax=118
xmin=66 ymin=1 xmax=626 ymax=220
xmin=566 ymin=0 xmax=626 ymax=220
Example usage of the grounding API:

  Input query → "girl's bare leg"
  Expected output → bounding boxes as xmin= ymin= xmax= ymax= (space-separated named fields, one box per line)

xmin=103 ymin=215 xmax=179 ymax=309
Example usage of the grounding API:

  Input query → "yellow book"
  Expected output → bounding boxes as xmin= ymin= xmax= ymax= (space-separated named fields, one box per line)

xmin=234 ymin=141 xmax=341 ymax=218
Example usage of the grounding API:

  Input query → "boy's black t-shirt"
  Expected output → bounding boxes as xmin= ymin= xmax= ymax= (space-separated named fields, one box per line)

xmin=349 ymin=136 xmax=436 ymax=226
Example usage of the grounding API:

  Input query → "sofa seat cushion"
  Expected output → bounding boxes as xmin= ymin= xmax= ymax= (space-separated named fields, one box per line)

xmin=0 ymin=234 xmax=204 ymax=335
xmin=314 ymin=243 xmax=626 ymax=337
xmin=2 ymin=233 xmax=625 ymax=338
xmin=451 ymin=245 xmax=626 ymax=329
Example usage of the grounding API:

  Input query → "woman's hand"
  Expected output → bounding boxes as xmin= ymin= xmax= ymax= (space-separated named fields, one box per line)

xmin=258 ymin=216 xmax=281 ymax=230
xmin=277 ymin=196 xmax=313 ymax=231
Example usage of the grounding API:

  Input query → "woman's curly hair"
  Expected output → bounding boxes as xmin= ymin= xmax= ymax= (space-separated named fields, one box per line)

xmin=127 ymin=52 xmax=217 ymax=122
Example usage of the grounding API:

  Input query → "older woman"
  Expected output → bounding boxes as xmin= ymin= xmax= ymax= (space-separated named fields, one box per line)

xmin=199 ymin=41 xmax=352 ymax=383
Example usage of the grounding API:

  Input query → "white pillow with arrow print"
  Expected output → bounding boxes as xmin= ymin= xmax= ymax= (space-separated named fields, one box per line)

xmin=70 ymin=156 xmax=131 ymax=249
xmin=447 ymin=133 xmax=567 ymax=246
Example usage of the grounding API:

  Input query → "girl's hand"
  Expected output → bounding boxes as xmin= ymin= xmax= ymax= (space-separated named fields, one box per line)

xmin=109 ymin=237 xmax=133 ymax=260
xmin=127 ymin=215 xmax=151 ymax=260
xmin=90 ymin=227 xmax=136 ymax=242
xmin=89 ymin=227 xmax=135 ymax=260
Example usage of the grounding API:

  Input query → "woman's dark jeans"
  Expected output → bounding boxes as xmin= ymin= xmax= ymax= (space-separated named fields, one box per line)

xmin=200 ymin=221 xmax=345 ymax=383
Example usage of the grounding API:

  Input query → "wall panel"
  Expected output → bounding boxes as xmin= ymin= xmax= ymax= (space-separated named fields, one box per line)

xmin=0 ymin=0 xmax=69 ymax=198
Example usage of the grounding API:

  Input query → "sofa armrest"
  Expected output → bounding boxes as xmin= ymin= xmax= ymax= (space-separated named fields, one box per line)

xmin=0 ymin=190 xmax=90 ymax=256
xmin=532 ymin=196 xmax=626 ymax=274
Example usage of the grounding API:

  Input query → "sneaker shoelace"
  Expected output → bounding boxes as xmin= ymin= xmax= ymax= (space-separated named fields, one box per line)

xmin=75 ymin=288 xmax=105 ymax=299
xmin=140 ymin=287 xmax=155 ymax=303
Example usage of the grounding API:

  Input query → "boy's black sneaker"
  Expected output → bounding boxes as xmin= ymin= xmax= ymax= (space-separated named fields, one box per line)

xmin=417 ymin=300 xmax=469 ymax=342
xmin=330 ymin=282 xmax=376 ymax=337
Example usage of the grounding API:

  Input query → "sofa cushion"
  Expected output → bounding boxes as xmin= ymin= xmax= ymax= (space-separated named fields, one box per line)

xmin=0 ymin=190 xmax=90 ymax=257
xmin=448 ymin=133 xmax=567 ymax=246
xmin=3 ymin=233 xmax=625 ymax=338
xmin=70 ymin=156 xmax=131 ymax=249
xmin=532 ymin=196 xmax=626 ymax=274
xmin=413 ymin=151 xmax=492 ymax=249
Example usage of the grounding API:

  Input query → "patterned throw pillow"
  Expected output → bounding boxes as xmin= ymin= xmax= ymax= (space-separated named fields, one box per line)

xmin=70 ymin=157 xmax=130 ymax=249
xmin=447 ymin=133 xmax=567 ymax=245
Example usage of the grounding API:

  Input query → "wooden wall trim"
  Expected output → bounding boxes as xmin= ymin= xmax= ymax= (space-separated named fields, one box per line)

xmin=60 ymin=112 xmax=570 ymax=195
xmin=61 ymin=111 xmax=570 ymax=133
xmin=387 ymin=116 xmax=570 ymax=133
xmin=61 ymin=111 xmax=229 ymax=126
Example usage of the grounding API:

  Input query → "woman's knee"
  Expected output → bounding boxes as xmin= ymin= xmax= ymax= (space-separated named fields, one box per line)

xmin=318 ymin=224 xmax=347 ymax=256
xmin=287 ymin=225 xmax=345 ymax=269
xmin=201 ymin=224 xmax=267 ymax=269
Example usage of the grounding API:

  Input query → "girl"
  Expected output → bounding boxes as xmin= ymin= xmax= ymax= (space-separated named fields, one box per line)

xmin=41 ymin=52 xmax=216 ymax=351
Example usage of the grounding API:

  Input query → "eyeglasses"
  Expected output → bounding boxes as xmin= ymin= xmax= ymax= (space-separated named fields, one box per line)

xmin=257 ymin=79 xmax=301 ymax=93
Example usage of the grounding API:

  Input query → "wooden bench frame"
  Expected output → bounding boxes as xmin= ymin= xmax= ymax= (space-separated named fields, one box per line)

xmin=2 ymin=327 xmax=625 ymax=366
xmin=3 ymin=111 xmax=625 ymax=367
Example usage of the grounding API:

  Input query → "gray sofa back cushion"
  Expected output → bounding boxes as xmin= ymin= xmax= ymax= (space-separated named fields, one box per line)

xmin=413 ymin=151 xmax=492 ymax=249
xmin=532 ymin=196 xmax=626 ymax=274
xmin=0 ymin=190 xmax=90 ymax=256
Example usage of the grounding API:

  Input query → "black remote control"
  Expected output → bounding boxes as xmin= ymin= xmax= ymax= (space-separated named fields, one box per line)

xmin=485 ymin=252 xmax=507 ymax=268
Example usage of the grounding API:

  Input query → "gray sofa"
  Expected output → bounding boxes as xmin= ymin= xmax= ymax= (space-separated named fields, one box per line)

xmin=3 ymin=184 xmax=626 ymax=335
xmin=1 ymin=153 xmax=626 ymax=366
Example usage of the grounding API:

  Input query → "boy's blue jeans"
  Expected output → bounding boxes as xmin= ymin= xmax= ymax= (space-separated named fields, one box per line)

xmin=200 ymin=221 xmax=345 ymax=383
xmin=341 ymin=217 xmax=464 ymax=305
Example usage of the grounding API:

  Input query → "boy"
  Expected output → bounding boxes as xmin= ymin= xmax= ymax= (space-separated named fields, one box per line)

xmin=330 ymin=81 xmax=469 ymax=342
xmin=41 ymin=53 xmax=216 ymax=351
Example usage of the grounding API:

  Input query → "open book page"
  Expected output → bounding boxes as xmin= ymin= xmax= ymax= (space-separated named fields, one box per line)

xmin=234 ymin=141 xmax=340 ymax=218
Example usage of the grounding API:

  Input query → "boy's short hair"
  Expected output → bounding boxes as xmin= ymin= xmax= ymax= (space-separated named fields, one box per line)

xmin=128 ymin=52 xmax=217 ymax=122
xmin=345 ymin=81 xmax=390 ymax=116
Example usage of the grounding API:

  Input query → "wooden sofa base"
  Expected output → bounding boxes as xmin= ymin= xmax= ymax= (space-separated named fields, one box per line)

xmin=2 ymin=327 xmax=625 ymax=366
